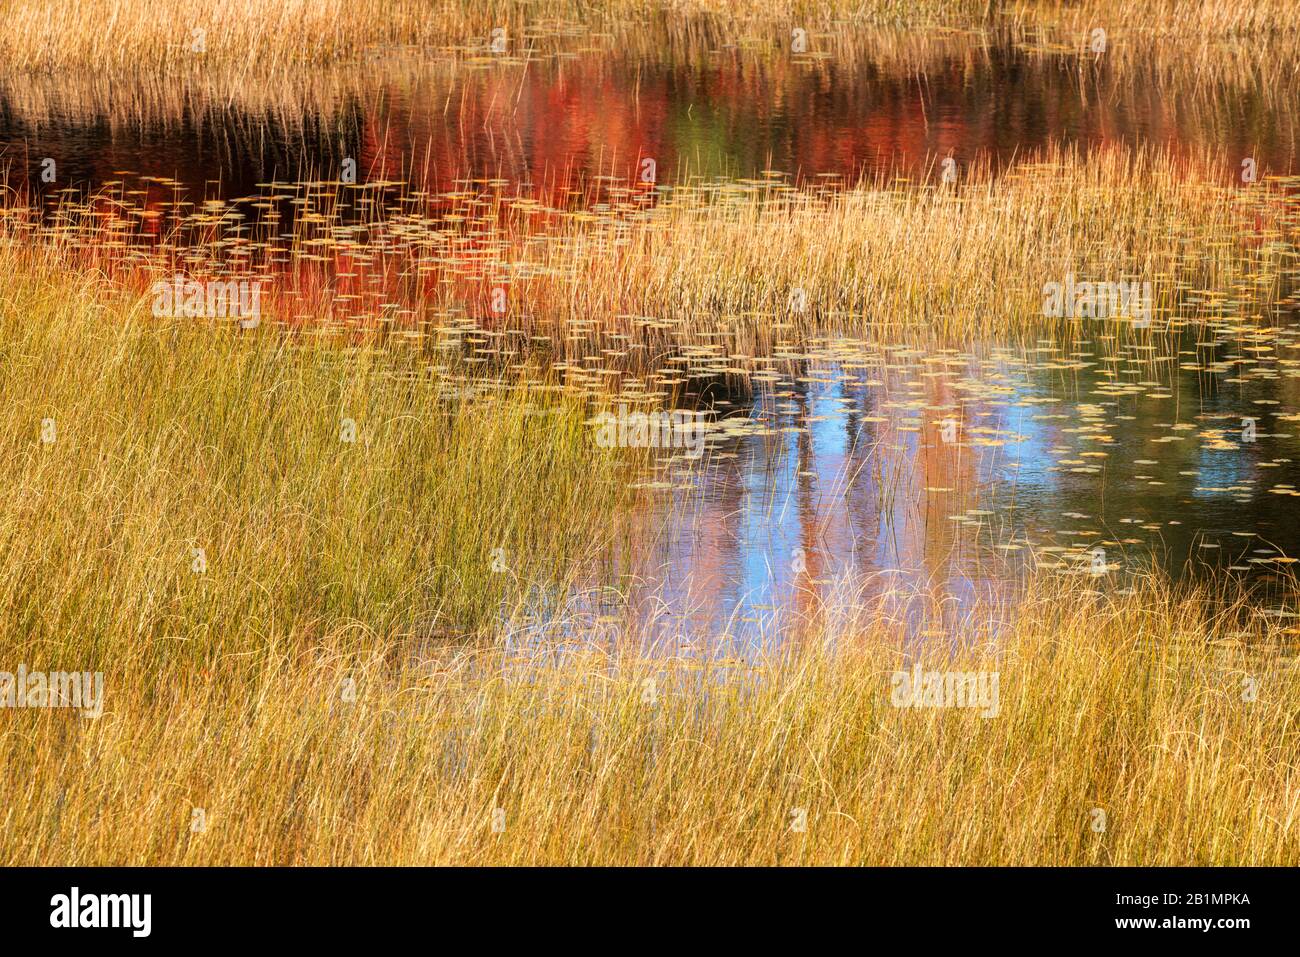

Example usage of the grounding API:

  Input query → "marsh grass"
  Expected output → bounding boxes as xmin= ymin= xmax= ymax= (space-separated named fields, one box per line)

xmin=4 ymin=1 xmax=1299 ymax=72
xmin=1 ymin=10 xmax=1299 ymax=860
xmin=518 ymin=148 xmax=1294 ymax=354
xmin=0 ymin=1 xmax=982 ymax=72
xmin=4 ymin=569 xmax=1298 ymax=865
xmin=0 ymin=250 xmax=642 ymax=668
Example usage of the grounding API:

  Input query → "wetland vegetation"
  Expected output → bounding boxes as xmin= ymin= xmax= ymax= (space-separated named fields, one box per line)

xmin=1 ymin=0 xmax=1299 ymax=865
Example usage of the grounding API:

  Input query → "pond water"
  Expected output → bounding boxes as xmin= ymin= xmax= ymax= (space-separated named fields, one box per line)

xmin=579 ymin=324 xmax=1300 ymax=651
xmin=3 ymin=27 xmax=1298 ymax=648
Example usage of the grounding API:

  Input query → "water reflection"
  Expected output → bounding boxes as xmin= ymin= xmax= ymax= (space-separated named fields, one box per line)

xmin=599 ymin=326 xmax=1300 ymax=648
xmin=2 ymin=29 xmax=1296 ymax=202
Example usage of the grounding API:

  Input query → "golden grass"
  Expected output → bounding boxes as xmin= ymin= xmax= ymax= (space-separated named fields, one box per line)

xmin=0 ymin=249 xmax=642 ymax=653
xmin=3 ymin=0 xmax=1299 ymax=72
xmin=5 ymin=567 xmax=1299 ymax=865
xmin=502 ymin=148 xmax=1294 ymax=353
xmin=1008 ymin=0 xmax=1300 ymax=37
